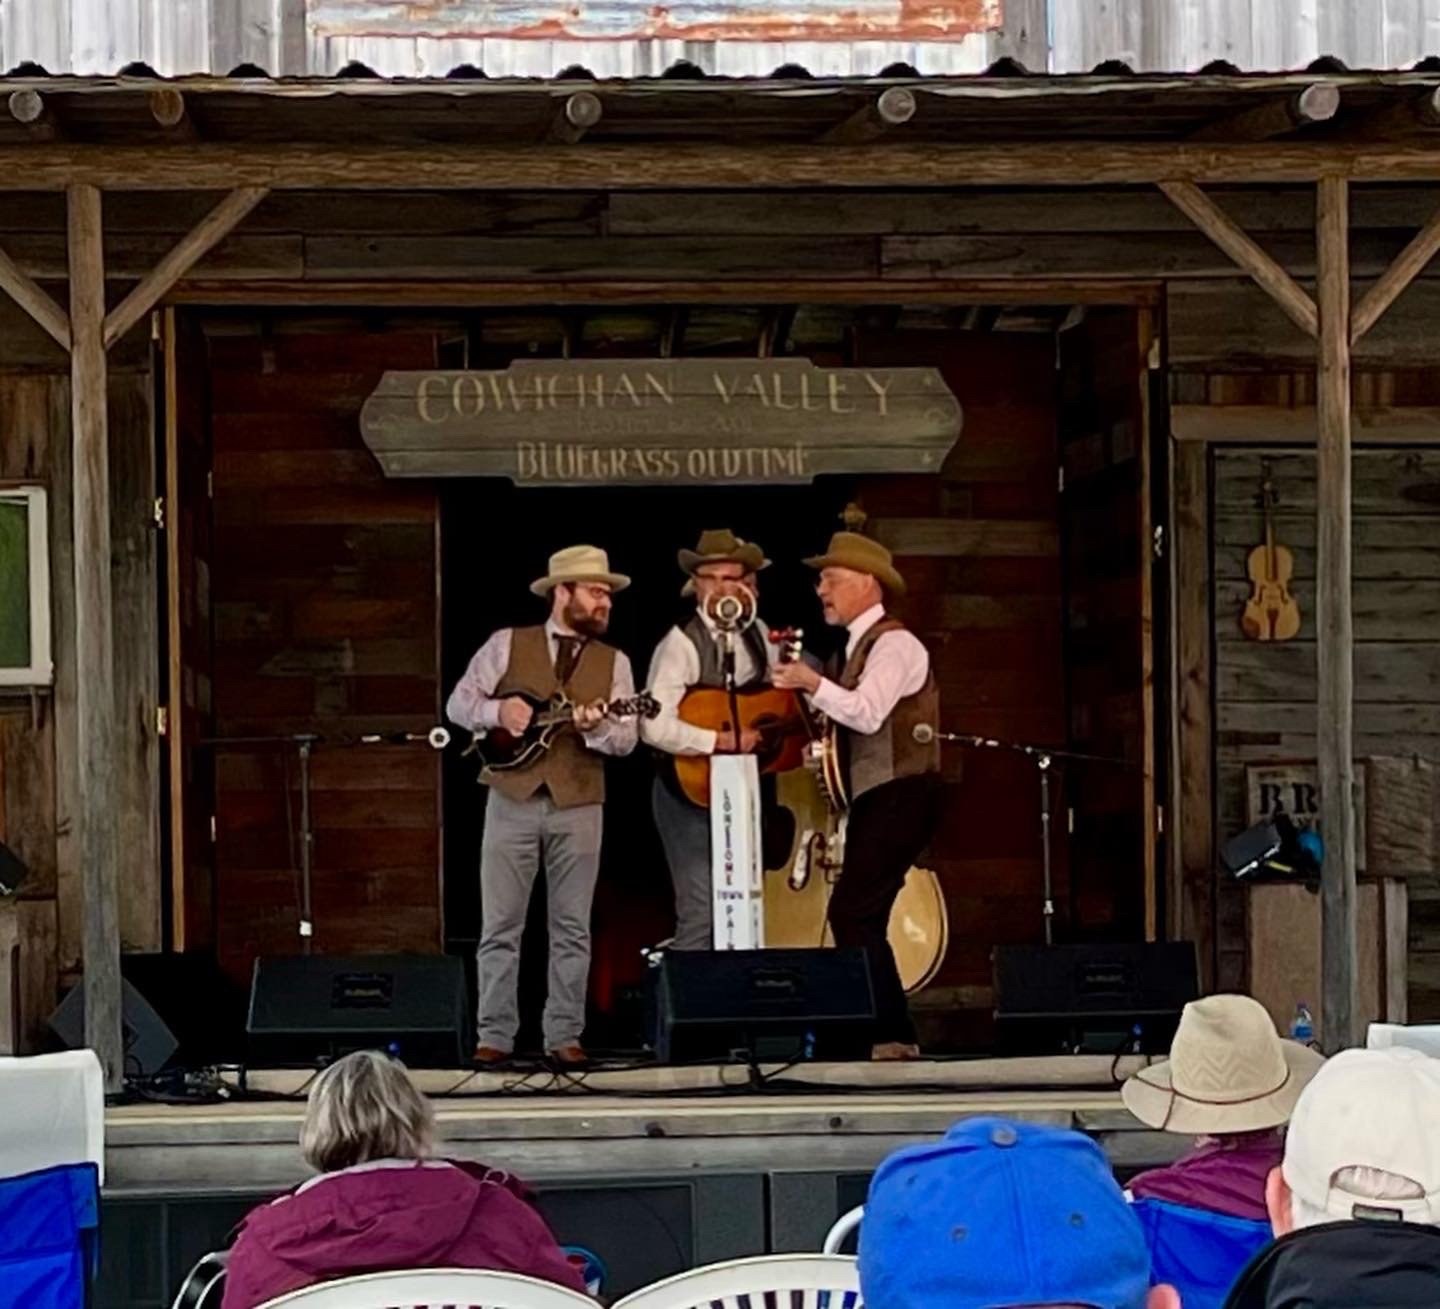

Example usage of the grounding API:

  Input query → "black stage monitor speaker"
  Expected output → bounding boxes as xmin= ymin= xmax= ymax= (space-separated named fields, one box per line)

xmin=0 ymin=840 xmax=28 ymax=897
xmin=993 ymin=941 xmax=1199 ymax=1056
xmin=248 ymin=954 xmax=469 ymax=1068
xmin=650 ymin=948 xmax=874 ymax=1063
xmin=49 ymin=976 xmax=180 ymax=1077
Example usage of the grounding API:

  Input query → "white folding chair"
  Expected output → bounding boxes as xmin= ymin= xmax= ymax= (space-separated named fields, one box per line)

xmin=822 ymin=1206 xmax=865 ymax=1255
xmin=256 ymin=1268 xmax=599 ymax=1309
xmin=612 ymin=1254 xmax=861 ymax=1309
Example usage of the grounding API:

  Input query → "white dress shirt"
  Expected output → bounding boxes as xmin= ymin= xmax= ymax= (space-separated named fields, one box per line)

xmin=445 ymin=617 xmax=638 ymax=757
xmin=810 ymin=603 xmax=929 ymax=737
xmin=641 ymin=611 xmax=774 ymax=757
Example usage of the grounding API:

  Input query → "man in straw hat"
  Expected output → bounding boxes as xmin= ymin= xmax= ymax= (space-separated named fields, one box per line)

xmin=1123 ymin=994 xmax=1324 ymax=1222
xmin=772 ymin=530 xmax=941 ymax=1059
xmin=446 ymin=545 xmax=637 ymax=1067
xmin=642 ymin=529 xmax=776 ymax=951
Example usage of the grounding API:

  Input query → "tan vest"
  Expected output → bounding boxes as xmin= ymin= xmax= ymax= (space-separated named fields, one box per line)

xmin=481 ymin=625 xmax=616 ymax=809
xmin=836 ymin=615 xmax=941 ymax=800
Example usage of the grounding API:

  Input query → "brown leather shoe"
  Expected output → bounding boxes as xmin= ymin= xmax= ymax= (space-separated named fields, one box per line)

xmin=548 ymin=1044 xmax=589 ymax=1068
xmin=474 ymin=1044 xmax=512 ymax=1066
xmin=871 ymin=1041 xmax=922 ymax=1061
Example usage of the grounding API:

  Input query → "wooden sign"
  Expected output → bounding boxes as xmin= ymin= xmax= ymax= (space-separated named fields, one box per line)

xmin=359 ymin=358 xmax=962 ymax=486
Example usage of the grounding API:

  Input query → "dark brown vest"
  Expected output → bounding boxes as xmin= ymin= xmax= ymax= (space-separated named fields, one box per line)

xmin=836 ymin=615 xmax=941 ymax=799
xmin=482 ymin=624 xmax=616 ymax=809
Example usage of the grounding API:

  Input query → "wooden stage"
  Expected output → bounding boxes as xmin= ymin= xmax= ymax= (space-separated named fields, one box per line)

xmin=105 ymin=1055 xmax=1184 ymax=1198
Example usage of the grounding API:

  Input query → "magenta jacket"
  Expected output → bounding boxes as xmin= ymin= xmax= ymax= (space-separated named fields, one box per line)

xmin=1126 ymin=1129 xmax=1284 ymax=1223
xmin=220 ymin=1159 xmax=589 ymax=1309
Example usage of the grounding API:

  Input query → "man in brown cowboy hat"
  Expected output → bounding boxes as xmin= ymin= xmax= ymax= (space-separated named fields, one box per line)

xmin=773 ymin=530 xmax=942 ymax=1059
xmin=642 ymin=529 xmax=774 ymax=951
xmin=446 ymin=544 xmax=638 ymax=1067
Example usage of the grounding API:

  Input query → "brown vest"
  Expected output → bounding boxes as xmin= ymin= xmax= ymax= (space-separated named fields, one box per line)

xmin=481 ymin=625 xmax=617 ymax=809
xmin=836 ymin=615 xmax=941 ymax=800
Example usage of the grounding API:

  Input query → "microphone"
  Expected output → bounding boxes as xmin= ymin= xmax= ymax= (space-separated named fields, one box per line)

xmin=706 ymin=589 xmax=756 ymax=632
xmin=912 ymin=723 xmax=936 ymax=745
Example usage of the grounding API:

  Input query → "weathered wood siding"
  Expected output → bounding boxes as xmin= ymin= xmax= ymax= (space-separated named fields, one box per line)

xmin=204 ymin=323 xmax=443 ymax=985
xmin=1209 ymin=437 xmax=1440 ymax=1017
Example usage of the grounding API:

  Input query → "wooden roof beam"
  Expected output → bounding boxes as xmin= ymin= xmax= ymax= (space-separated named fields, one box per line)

xmin=0 ymin=239 xmax=70 ymax=350
xmin=1158 ymin=180 xmax=1318 ymax=336
xmin=1352 ymin=86 xmax=1440 ymax=139
xmin=149 ymin=88 xmax=197 ymax=139
xmin=8 ymin=89 xmax=60 ymax=141
xmin=547 ymin=92 xmax=602 ymax=145
xmin=103 ymin=186 xmax=267 ymax=347
xmin=822 ymin=88 xmax=916 ymax=144
xmin=1190 ymin=83 xmax=1340 ymax=142
xmin=1352 ymin=198 xmax=1440 ymax=343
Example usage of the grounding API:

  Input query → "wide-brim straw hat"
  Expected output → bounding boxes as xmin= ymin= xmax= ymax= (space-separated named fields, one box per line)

xmin=803 ymin=530 xmax=906 ymax=597
xmin=529 ymin=544 xmax=630 ymax=597
xmin=678 ymin=528 xmax=769 ymax=597
xmin=1122 ymin=994 xmax=1325 ymax=1135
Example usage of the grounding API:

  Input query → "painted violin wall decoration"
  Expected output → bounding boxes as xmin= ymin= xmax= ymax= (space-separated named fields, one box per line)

xmin=1241 ymin=475 xmax=1302 ymax=642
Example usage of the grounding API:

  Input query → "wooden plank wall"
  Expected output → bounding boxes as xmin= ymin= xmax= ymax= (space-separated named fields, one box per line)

xmin=0 ymin=302 xmax=159 ymax=1047
xmin=863 ymin=332 xmax=1067 ymax=1036
xmin=1208 ymin=438 xmax=1440 ymax=1015
xmin=203 ymin=322 xmax=443 ymax=985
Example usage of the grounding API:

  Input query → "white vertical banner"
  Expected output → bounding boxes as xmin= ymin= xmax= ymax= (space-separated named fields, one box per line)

xmin=710 ymin=754 xmax=765 ymax=950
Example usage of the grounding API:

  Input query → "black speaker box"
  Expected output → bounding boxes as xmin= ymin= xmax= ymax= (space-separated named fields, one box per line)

xmin=0 ymin=840 xmax=27 ymax=897
xmin=49 ymin=976 xmax=180 ymax=1077
xmin=993 ymin=941 xmax=1199 ymax=1055
xmin=248 ymin=953 xmax=470 ymax=1068
xmin=650 ymin=948 xmax=875 ymax=1063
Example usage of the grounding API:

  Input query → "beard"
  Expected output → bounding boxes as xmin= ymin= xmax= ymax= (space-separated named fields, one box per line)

xmin=565 ymin=601 xmax=609 ymax=637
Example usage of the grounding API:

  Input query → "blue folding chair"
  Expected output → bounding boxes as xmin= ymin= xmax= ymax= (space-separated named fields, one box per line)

xmin=0 ymin=1162 xmax=101 ymax=1309
xmin=1130 ymin=1196 xmax=1271 ymax=1309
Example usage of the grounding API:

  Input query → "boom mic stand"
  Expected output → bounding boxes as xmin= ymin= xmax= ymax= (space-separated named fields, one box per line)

xmin=917 ymin=726 xmax=1129 ymax=945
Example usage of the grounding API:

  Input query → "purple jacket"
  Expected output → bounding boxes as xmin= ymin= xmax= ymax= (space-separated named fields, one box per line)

xmin=220 ymin=1159 xmax=588 ymax=1309
xmin=1127 ymin=1130 xmax=1284 ymax=1223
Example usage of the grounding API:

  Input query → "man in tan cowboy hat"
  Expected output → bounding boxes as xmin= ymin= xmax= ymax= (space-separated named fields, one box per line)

xmin=642 ymin=529 xmax=774 ymax=951
xmin=1124 ymin=993 xmax=1324 ymax=1221
xmin=446 ymin=544 xmax=637 ymax=1067
xmin=772 ymin=530 xmax=941 ymax=1059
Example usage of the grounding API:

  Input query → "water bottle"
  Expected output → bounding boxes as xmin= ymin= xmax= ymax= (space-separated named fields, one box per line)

xmin=1290 ymin=1002 xmax=1314 ymax=1044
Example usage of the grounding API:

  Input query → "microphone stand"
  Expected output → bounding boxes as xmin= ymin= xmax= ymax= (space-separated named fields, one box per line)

xmin=928 ymin=730 xmax=1129 ymax=946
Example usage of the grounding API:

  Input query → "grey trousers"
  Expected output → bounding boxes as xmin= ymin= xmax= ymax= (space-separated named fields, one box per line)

xmin=652 ymin=775 xmax=712 ymax=951
xmin=477 ymin=788 xmax=602 ymax=1051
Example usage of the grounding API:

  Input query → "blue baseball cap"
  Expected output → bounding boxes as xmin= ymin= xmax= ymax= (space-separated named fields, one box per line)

xmin=859 ymin=1117 xmax=1152 ymax=1309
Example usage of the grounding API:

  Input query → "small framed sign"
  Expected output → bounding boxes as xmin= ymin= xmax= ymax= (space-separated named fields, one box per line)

xmin=1245 ymin=760 xmax=1366 ymax=871
xmin=0 ymin=485 xmax=53 ymax=687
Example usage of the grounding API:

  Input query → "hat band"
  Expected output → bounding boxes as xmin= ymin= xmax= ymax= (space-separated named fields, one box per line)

xmin=1132 ymin=1065 xmax=1293 ymax=1127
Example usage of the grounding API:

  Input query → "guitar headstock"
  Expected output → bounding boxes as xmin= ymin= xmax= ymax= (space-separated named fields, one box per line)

xmin=769 ymin=627 xmax=805 ymax=665
xmin=612 ymin=690 xmax=661 ymax=721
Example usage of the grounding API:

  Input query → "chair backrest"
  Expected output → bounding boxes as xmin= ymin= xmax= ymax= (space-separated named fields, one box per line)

xmin=0 ymin=1162 xmax=101 ymax=1308
xmin=0 ymin=1051 xmax=104 ymax=1183
xmin=612 ymin=1254 xmax=861 ymax=1309
xmin=256 ymin=1268 xmax=601 ymax=1309
xmin=822 ymin=1206 xmax=865 ymax=1255
xmin=1130 ymin=1197 xmax=1272 ymax=1309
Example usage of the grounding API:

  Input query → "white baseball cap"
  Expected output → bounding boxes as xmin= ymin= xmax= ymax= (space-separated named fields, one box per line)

xmin=1283 ymin=1046 xmax=1440 ymax=1223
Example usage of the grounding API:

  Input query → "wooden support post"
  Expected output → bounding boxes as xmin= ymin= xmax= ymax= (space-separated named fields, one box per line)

xmin=1316 ymin=173 xmax=1358 ymax=1053
xmin=104 ymin=187 xmax=268 ymax=347
xmin=547 ymin=93 xmax=602 ymax=145
xmin=822 ymin=88 xmax=917 ymax=144
xmin=1351 ymin=201 xmax=1440 ymax=344
xmin=1159 ymin=181 xmax=1318 ymax=336
xmin=1190 ymin=83 xmax=1341 ymax=142
xmin=0 ymin=241 xmax=71 ymax=349
xmin=67 ymin=183 xmax=123 ymax=1093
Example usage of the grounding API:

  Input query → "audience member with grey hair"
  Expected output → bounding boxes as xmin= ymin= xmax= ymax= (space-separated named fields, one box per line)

xmin=1224 ymin=1047 xmax=1440 ymax=1308
xmin=222 ymin=1051 xmax=587 ymax=1309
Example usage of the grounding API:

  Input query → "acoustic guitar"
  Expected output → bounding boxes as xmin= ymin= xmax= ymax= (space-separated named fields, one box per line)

xmin=673 ymin=629 xmax=810 ymax=807
xmin=468 ymin=690 xmax=659 ymax=773
xmin=1241 ymin=476 xmax=1302 ymax=643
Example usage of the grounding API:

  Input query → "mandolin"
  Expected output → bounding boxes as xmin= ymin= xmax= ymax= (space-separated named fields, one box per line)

xmin=1241 ymin=476 xmax=1302 ymax=643
xmin=468 ymin=690 xmax=659 ymax=773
